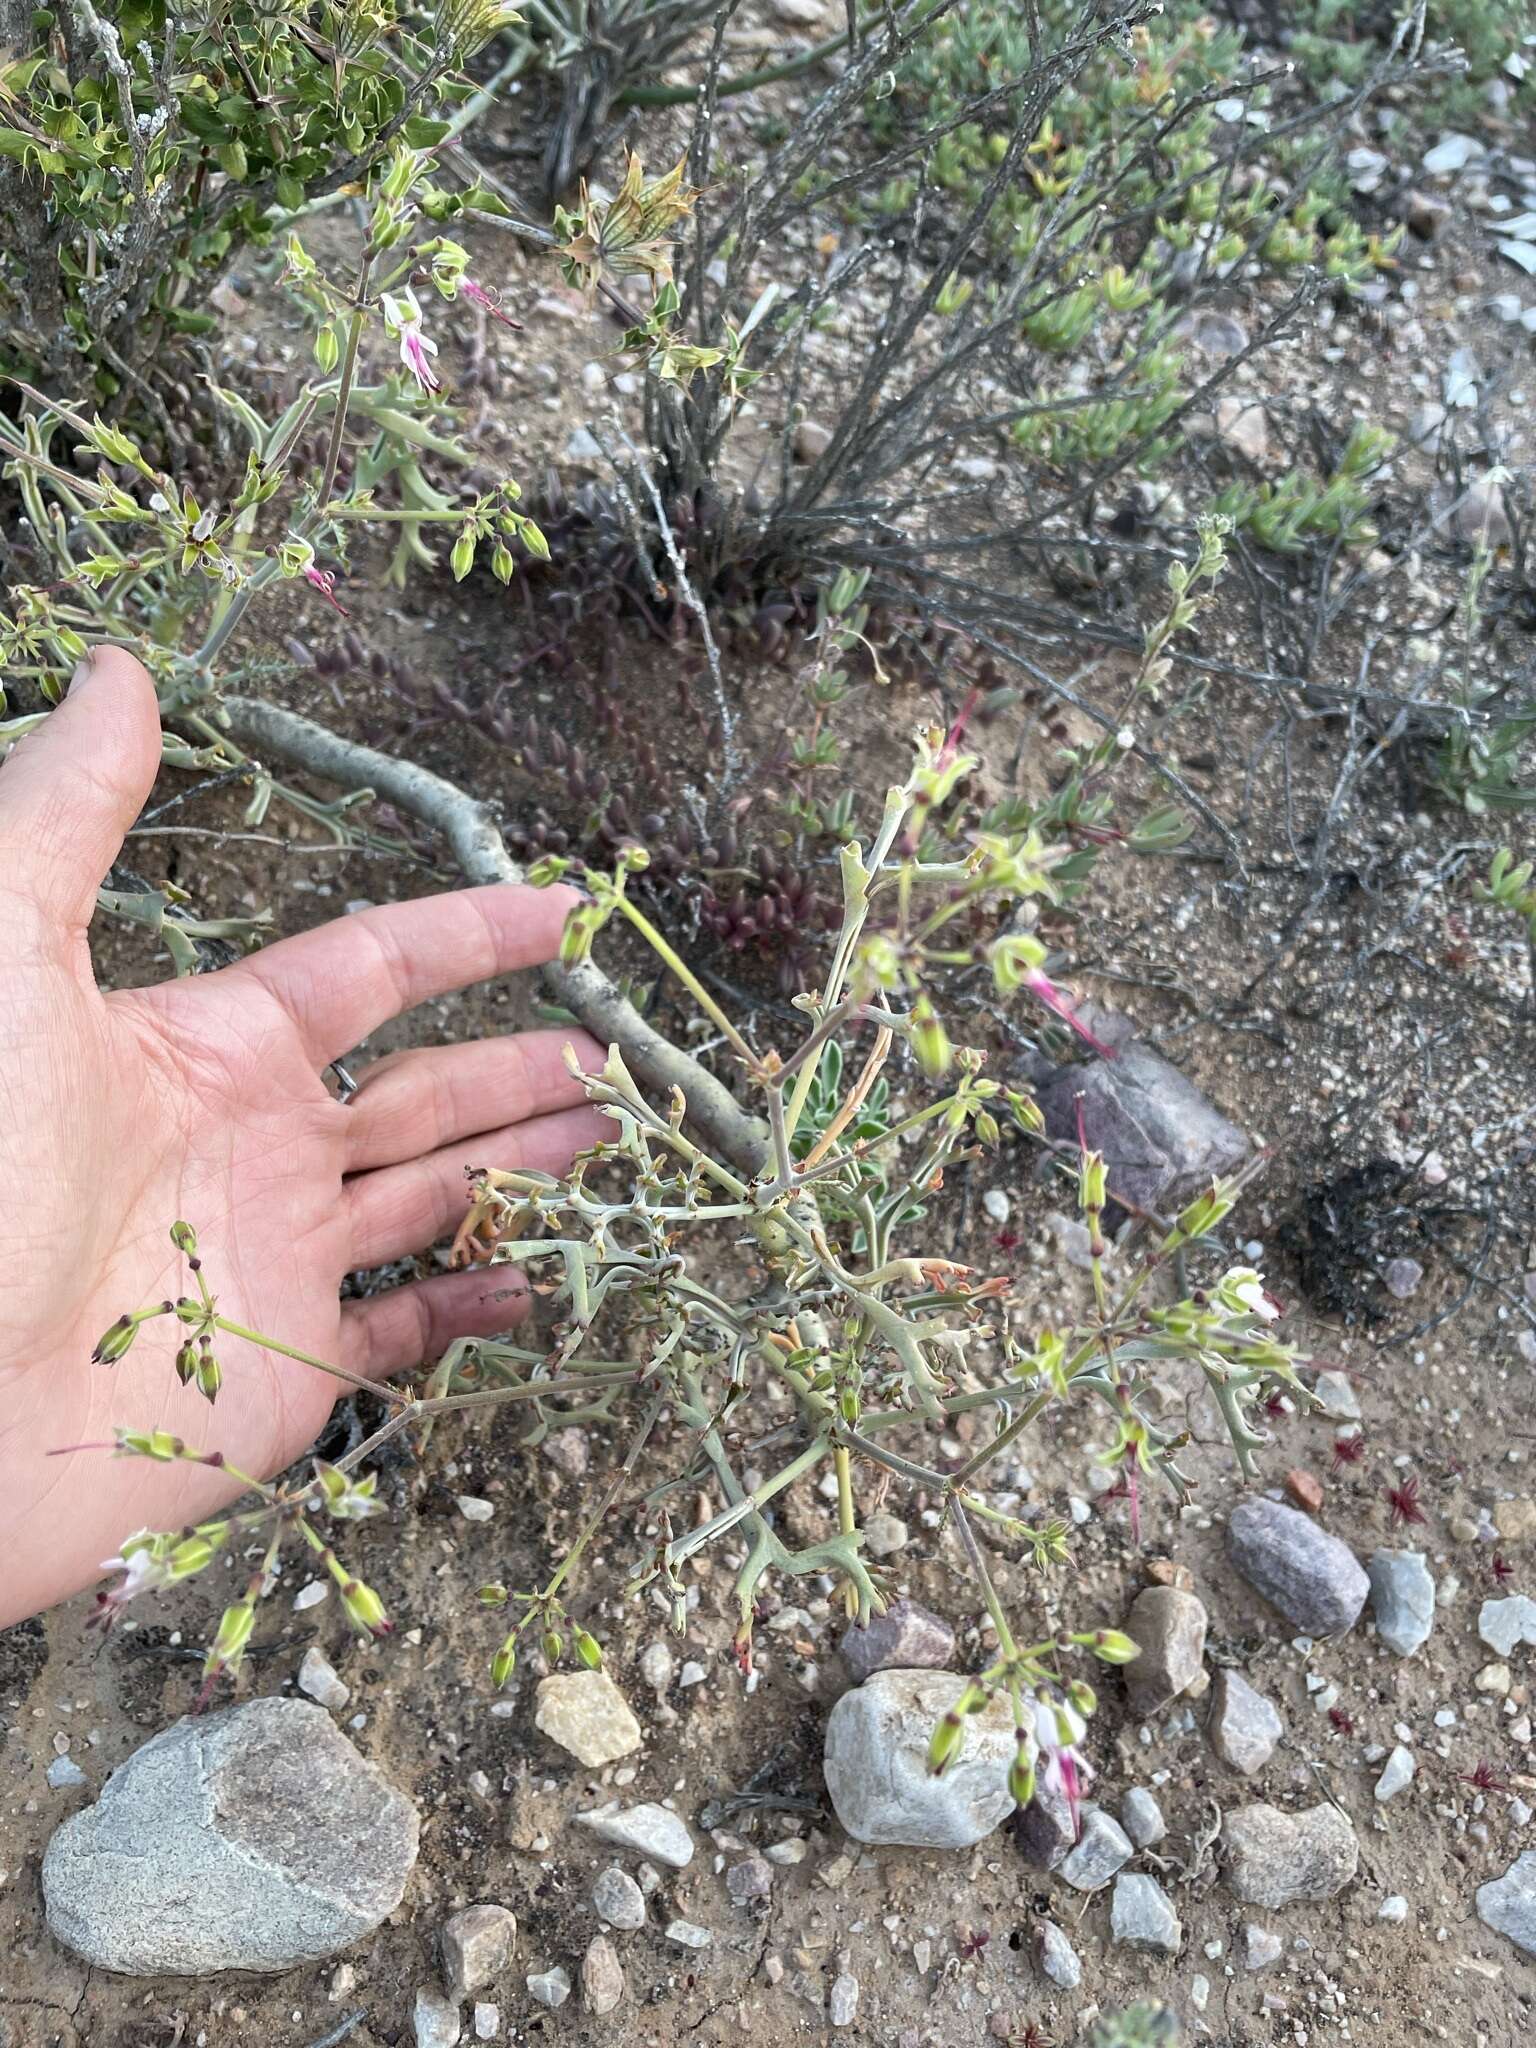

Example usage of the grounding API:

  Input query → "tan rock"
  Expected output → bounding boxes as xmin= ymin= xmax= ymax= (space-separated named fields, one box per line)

xmin=1494 ymin=1499 xmax=1536 ymax=1543
xmin=534 ymin=1672 xmax=642 ymax=1767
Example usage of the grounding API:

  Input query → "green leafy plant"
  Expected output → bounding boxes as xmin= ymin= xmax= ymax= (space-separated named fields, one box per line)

xmin=1213 ymin=421 xmax=1395 ymax=554
xmin=82 ymin=521 xmax=1315 ymax=1827
xmin=0 ymin=0 xmax=517 ymax=385
xmin=1478 ymin=846 xmax=1536 ymax=1008
xmin=0 ymin=143 xmax=539 ymax=957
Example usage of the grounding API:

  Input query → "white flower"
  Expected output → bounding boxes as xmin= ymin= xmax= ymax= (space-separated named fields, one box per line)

xmin=1225 ymin=1267 xmax=1279 ymax=1321
xmin=381 ymin=287 xmax=440 ymax=394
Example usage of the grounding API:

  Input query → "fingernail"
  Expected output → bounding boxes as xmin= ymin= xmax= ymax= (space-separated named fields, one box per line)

xmin=68 ymin=653 xmax=95 ymax=696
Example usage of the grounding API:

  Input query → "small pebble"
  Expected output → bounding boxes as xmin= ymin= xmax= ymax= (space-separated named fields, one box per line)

xmin=1378 ymin=1895 xmax=1409 ymax=1923
xmin=413 ymin=1987 xmax=460 ymax=2048
xmin=526 ymin=1966 xmax=571 ymax=2010
xmin=592 ymin=1866 xmax=646 ymax=1930
xmin=455 ymin=1495 xmax=494 ymax=1523
xmin=829 ymin=1972 xmax=860 ymax=2027
xmin=297 ymin=1647 xmax=350 ymax=1712
xmin=473 ymin=2006 xmax=499 ymax=2042
xmin=665 ymin=1920 xmax=712 ymax=1949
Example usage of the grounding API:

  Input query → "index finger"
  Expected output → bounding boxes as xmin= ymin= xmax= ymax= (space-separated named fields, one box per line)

xmin=226 ymin=882 xmax=580 ymax=1064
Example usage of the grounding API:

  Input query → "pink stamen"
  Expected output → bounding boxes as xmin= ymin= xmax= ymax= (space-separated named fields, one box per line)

xmin=461 ymin=277 xmax=522 ymax=331
xmin=303 ymin=565 xmax=349 ymax=616
xmin=402 ymin=329 xmax=440 ymax=394
xmin=1024 ymin=968 xmax=1115 ymax=1058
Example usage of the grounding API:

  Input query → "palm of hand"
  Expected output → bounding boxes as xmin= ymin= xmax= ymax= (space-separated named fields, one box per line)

xmin=0 ymin=650 xmax=601 ymax=1627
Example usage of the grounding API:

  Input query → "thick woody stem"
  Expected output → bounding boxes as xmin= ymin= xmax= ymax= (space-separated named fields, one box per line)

xmin=219 ymin=696 xmax=769 ymax=1173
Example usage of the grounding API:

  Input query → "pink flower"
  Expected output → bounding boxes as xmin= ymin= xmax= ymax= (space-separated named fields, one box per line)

xmin=1033 ymin=1689 xmax=1092 ymax=1840
xmin=1022 ymin=967 xmax=1115 ymax=1057
xmin=382 ymin=288 xmax=440 ymax=394
xmin=303 ymin=564 xmax=349 ymax=615
xmin=461 ymin=275 xmax=521 ymax=331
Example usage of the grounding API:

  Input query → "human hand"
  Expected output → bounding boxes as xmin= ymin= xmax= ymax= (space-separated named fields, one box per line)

xmin=0 ymin=648 xmax=604 ymax=1628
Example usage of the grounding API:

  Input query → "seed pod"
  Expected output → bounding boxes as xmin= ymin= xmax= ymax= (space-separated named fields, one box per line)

xmin=91 ymin=1315 xmax=140 ymax=1365
xmin=1090 ymin=1628 xmax=1140 ymax=1665
xmin=927 ymin=1710 xmax=965 ymax=1775
xmin=543 ymin=1628 xmax=565 ymax=1664
xmin=491 ymin=1638 xmax=517 ymax=1688
xmin=574 ymin=1628 xmax=602 ymax=1669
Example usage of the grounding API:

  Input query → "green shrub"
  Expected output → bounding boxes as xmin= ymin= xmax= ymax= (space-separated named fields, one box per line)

xmin=0 ymin=0 xmax=516 ymax=385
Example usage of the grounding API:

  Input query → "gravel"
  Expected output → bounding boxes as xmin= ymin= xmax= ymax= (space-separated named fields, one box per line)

xmin=1037 ymin=1921 xmax=1082 ymax=1990
xmin=46 ymin=1757 xmax=87 ymax=1790
xmin=1367 ymin=1550 xmax=1436 ymax=1656
xmin=581 ymin=1935 xmax=625 ymax=2015
xmin=861 ymin=1512 xmax=910 ymax=1558
xmin=526 ymin=1965 xmax=571 ymax=2009
xmin=1120 ymin=1786 xmax=1167 ymax=1848
xmin=823 ymin=1669 xmax=1017 ymax=1850
xmin=1244 ymin=1924 xmax=1284 ymax=1971
xmin=1207 ymin=1668 xmax=1283 ymax=1775
xmin=839 ymin=1600 xmax=954 ymax=1681
xmin=1059 ymin=1806 xmax=1134 ymax=1892
xmin=414 ymin=1988 xmax=461 ymax=2048
xmin=42 ymin=1699 xmax=418 ymax=1974
xmin=1375 ymin=1745 xmax=1416 ymax=1802
xmin=664 ymin=1920 xmax=712 ymax=1949
xmin=1227 ymin=1498 xmax=1369 ymax=1637
xmin=442 ymin=1905 xmax=516 ymax=1996
xmin=726 ymin=1856 xmax=773 ymax=1904
xmin=592 ymin=1865 xmax=647 ymax=1929
xmin=534 ymin=1671 xmax=642 ymax=1767
xmin=1478 ymin=1851 xmax=1536 ymax=1958
xmin=1221 ymin=1803 xmax=1359 ymax=1907
xmin=1123 ymin=1586 xmax=1208 ymax=1715
xmin=296 ymin=1646 xmax=350 ymax=1711
xmin=575 ymin=1802 xmax=695 ymax=1868
xmin=829 ymin=1972 xmax=860 ymax=2027
xmin=1110 ymin=1873 xmax=1182 ymax=1952
xmin=1478 ymin=1596 xmax=1536 ymax=1658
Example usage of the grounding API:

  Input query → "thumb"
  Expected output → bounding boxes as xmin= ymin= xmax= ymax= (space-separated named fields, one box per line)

xmin=0 ymin=646 xmax=162 ymax=934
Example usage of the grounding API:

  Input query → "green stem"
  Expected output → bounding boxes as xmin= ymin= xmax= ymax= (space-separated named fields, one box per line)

xmin=617 ymin=33 xmax=851 ymax=107
xmin=612 ymin=893 xmax=755 ymax=1064
xmin=211 ymin=1315 xmax=412 ymax=1406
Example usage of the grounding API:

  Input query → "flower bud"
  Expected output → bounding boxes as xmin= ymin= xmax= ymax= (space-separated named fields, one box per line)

xmin=170 ymin=1220 xmax=199 ymax=1256
xmin=1066 ymin=1677 xmax=1097 ymax=1717
xmin=92 ymin=1315 xmax=139 ymax=1365
xmin=491 ymin=1638 xmax=517 ymax=1689
xmin=526 ymin=854 xmax=573 ymax=887
xmin=314 ymin=321 xmax=341 ymax=373
xmin=341 ymin=1576 xmax=392 ymax=1637
xmin=478 ymin=1582 xmax=509 ymax=1606
xmin=175 ymin=1340 xmax=199 ymax=1386
xmin=204 ymin=1598 xmax=255 ymax=1676
xmin=451 ymin=528 xmax=476 ymax=582
xmin=910 ymin=994 xmax=952 ymax=1079
xmin=196 ymin=1351 xmax=222 ymax=1403
xmin=926 ymin=1709 xmax=965 ymax=1775
xmin=543 ymin=1628 xmax=565 ymax=1664
xmin=491 ymin=543 xmax=515 ymax=584
xmin=1008 ymin=1748 xmax=1037 ymax=1808
xmin=1089 ymin=1628 xmax=1141 ymax=1665
xmin=574 ymin=1628 xmax=603 ymax=1670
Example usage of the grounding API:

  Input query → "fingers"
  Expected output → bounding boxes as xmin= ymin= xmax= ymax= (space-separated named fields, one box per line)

xmin=340 ymin=1264 xmax=534 ymax=1383
xmin=343 ymin=1102 xmax=606 ymax=1269
xmin=344 ymin=1028 xmax=603 ymax=1174
xmin=0 ymin=646 xmax=161 ymax=936
xmin=227 ymin=882 xmax=583 ymax=1066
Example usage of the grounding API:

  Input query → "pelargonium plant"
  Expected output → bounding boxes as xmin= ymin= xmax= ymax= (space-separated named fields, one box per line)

xmin=87 ymin=529 xmax=1317 ymax=1805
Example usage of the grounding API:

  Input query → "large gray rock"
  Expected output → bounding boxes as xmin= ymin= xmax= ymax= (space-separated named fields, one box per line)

xmin=1123 ymin=1586 xmax=1208 ymax=1715
xmin=1208 ymin=1669 xmax=1283 ymax=1775
xmin=1221 ymin=1803 xmax=1358 ymax=1908
xmin=824 ymin=1669 xmax=1015 ymax=1849
xmin=1477 ymin=1850 xmax=1536 ymax=1959
xmin=1368 ymin=1550 xmax=1435 ymax=1656
xmin=1029 ymin=1005 xmax=1250 ymax=1218
xmin=1227 ymin=1498 xmax=1369 ymax=1637
xmin=840 ymin=1600 xmax=954 ymax=1682
xmin=42 ymin=1698 xmax=418 ymax=1974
